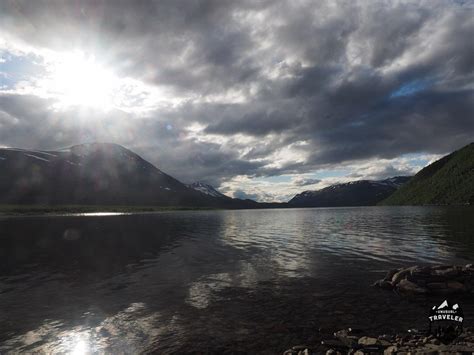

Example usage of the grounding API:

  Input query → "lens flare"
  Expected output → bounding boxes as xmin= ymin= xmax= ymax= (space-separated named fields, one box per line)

xmin=48 ymin=51 xmax=117 ymax=110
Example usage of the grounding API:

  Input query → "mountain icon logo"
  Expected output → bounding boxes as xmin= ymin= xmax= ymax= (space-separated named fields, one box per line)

xmin=437 ymin=300 xmax=449 ymax=309
xmin=428 ymin=299 xmax=464 ymax=344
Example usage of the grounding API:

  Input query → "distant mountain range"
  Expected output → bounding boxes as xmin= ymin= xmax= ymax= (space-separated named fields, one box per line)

xmin=288 ymin=176 xmax=411 ymax=207
xmin=381 ymin=143 xmax=474 ymax=205
xmin=0 ymin=142 xmax=472 ymax=208
xmin=0 ymin=143 xmax=277 ymax=209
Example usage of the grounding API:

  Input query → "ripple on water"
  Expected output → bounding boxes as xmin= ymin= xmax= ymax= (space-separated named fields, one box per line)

xmin=0 ymin=206 xmax=473 ymax=352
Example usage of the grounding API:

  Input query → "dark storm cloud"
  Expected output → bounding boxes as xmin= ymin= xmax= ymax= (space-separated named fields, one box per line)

xmin=1 ymin=0 xmax=269 ymax=94
xmin=293 ymin=178 xmax=321 ymax=187
xmin=0 ymin=0 xmax=473 ymax=187
xmin=139 ymin=141 xmax=267 ymax=186
xmin=0 ymin=93 xmax=266 ymax=185
xmin=204 ymin=100 xmax=307 ymax=136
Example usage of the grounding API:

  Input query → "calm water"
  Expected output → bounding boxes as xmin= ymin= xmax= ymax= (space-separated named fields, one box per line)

xmin=0 ymin=207 xmax=473 ymax=353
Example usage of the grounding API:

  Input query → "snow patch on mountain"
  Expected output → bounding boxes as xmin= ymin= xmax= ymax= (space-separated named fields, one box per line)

xmin=289 ymin=176 xmax=412 ymax=206
xmin=25 ymin=154 xmax=50 ymax=162
xmin=188 ymin=182 xmax=228 ymax=198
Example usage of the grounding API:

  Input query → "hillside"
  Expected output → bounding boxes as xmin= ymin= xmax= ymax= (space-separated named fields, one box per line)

xmin=288 ymin=176 xmax=411 ymax=207
xmin=381 ymin=143 xmax=474 ymax=205
xmin=0 ymin=143 xmax=273 ymax=209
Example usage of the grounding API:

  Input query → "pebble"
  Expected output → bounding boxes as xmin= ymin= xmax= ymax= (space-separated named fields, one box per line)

xmin=284 ymin=326 xmax=474 ymax=355
xmin=358 ymin=336 xmax=379 ymax=346
xmin=384 ymin=345 xmax=398 ymax=354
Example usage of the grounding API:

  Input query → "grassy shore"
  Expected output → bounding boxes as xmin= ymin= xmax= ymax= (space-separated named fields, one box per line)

xmin=0 ymin=204 xmax=218 ymax=216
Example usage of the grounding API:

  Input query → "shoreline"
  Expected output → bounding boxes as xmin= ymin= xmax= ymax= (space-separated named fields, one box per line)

xmin=0 ymin=204 xmax=221 ymax=216
xmin=284 ymin=327 xmax=474 ymax=354
xmin=1 ymin=204 xmax=473 ymax=216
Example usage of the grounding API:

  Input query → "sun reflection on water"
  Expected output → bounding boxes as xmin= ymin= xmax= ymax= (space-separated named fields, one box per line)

xmin=71 ymin=339 xmax=88 ymax=355
xmin=0 ymin=303 xmax=162 ymax=354
xmin=76 ymin=212 xmax=130 ymax=217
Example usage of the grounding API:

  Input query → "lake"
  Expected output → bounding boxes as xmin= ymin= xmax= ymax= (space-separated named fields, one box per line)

xmin=0 ymin=206 xmax=473 ymax=353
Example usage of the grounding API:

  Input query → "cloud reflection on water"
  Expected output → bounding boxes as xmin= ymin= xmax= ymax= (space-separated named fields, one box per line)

xmin=0 ymin=207 xmax=473 ymax=353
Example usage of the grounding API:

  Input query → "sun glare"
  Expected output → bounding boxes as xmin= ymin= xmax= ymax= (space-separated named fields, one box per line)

xmin=48 ymin=52 xmax=117 ymax=110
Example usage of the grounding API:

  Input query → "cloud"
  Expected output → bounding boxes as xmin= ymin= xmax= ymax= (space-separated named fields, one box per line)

xmin=0 ymin=0 xmax=473 ymax=201
xmin=292 ymin=177 xmax=321 ymax=187
xmin=233 ymin=189 xmax=259 ymax=201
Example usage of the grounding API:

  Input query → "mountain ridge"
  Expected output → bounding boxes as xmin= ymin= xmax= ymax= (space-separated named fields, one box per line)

xmin=0 ymin=142 xmax=275 ymax=208
xmin=288 ymin=176 xmax=411 ymax=207
xmin=380 ymin=143 xmax=474 ymax=205
xmin=1 ymin=142 xmax=471 ymax=209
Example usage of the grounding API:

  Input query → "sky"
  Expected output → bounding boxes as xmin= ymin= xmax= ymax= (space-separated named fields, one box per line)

xmin=0 ymin=0 xmax=473 ymax=202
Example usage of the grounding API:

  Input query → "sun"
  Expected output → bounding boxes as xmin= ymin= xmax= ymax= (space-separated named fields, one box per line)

xmin=48 ymin=51 xmax=117 ymax=110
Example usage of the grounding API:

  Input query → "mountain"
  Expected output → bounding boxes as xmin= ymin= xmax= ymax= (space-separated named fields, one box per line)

xmin=0 ymin=142 xmax=272 ymax=208
xmin=288 ymin=176 xmax=411 ymax=207
xmin=0 ymin=143 xmax=205 ymax=206
xmin=381 ymin=143 xmax=474 ymax=205
xmin=187 ymin=182 xmax=230 ymax=199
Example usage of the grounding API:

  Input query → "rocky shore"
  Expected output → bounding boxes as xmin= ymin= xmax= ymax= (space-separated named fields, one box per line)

xmin=372 ymin=264 xmax=474 ymax=295
xmin=283 ymin=327 xmax=474 ymax=354
xmin=283 ymin=264 xmax=474 ymax=354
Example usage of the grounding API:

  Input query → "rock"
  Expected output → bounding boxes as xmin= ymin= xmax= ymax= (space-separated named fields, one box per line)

xmin=429 ymin=338 xmax=441 ymax=345
xmin=407 ymin=269 xmax=432 ymax=283
xmin=375 ymin=264 xmax=474 ymax=295
xmin=409 ymin=266 xmax=432 ymax=280
xmin=325 ymin=350 xmax=340 ymax=355
xmin=372 ymin=280 xmax=393 ymax=290
xmin=384 ymin=345 xmax=398 ymax=354
xmin=397 ymin=279 xmax=428 ymax=294
xmin=392 ymin=267 xmax=416 ymax=284
xmin=378 ymin=334 xmax=394 ymax=342
xmin=384 ymin=268 xmax=400 ymax=282
xmin=379 ymin=339 xmax=392 ymax=347
xmin=358 ymin=336 xmax=379 ymax=346
xmin=433 ymin=267 xmax=459 ymax=278
xmin=334 ymin=329 xmax=359 ymax=347
xmin=354 ymin=351 xmax=364 ymax=355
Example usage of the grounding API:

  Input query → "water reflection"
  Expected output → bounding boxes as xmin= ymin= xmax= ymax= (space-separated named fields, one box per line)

xmin=1 ymin=303 xmax=161 ymax=353
xmin=0 ymin=207 xmax=473 ymax=353
xmin=76 ymin=212 xmax=130 ymax=217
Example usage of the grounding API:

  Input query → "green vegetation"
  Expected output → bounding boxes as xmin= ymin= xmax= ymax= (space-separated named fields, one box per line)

xmin=0 ymin=204 xmax=218 ymax=216
xmin=381 ymin=143 xmax=474 ymax=205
